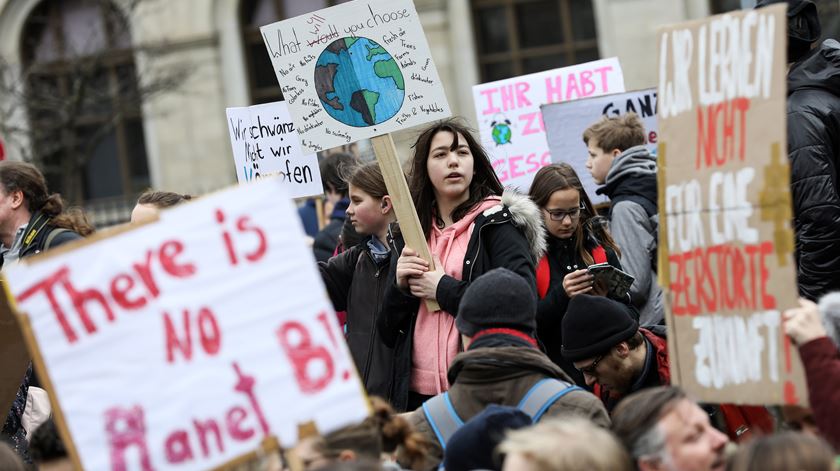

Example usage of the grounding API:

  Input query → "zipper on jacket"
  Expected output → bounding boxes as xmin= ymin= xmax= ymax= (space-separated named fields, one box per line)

xmin=362 ymin=252 xmax=387 ymax=387
xmin=468 ymin=217 xmax=507 ymax=281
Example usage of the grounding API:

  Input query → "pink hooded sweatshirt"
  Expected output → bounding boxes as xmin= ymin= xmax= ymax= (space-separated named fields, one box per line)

xmin=410 ymin=196 xmax=501 ymax=395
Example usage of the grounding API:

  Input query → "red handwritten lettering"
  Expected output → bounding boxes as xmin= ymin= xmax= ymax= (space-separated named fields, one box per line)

xmin=695 ymin=98 xmax=750 ymax=169
xmin=104 ymin=405 xmax=155 ymax=471
xmin=277 ymin=321 xmax=334 ymax=394
xmin=670 ymin=241 xmax=776 ymax=316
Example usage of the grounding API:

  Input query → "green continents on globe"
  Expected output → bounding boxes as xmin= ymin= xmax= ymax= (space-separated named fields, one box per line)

xmin=314 ymin=37 xmax=405 ymax=127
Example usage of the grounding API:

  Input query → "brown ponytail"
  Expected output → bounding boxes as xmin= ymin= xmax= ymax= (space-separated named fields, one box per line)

xmin=370 ymin=397 xmax=431 ymax=470
xmin=316 ymin=397 xmax=431 ymax=470
xmin=0 ymin=161 xmax=94 ymax=235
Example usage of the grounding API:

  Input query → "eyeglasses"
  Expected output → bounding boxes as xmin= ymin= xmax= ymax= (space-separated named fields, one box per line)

xmin=545 ymin=205 xmax=585 ymax=222
xmin=575 ymin=354 xmax=604 ymax=376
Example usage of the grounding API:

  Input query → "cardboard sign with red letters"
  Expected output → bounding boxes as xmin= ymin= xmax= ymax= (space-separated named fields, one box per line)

xmin=3 ymin=178 xmax=369 ymax=470
xmin=657 ymin=4 xmax=807 ymax=405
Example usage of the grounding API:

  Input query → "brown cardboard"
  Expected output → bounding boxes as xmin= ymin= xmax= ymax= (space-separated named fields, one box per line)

xmin=657 ymin=4 xmax=807 ymax=405
xmin=0 ymin=284 xmax=30 ymax=424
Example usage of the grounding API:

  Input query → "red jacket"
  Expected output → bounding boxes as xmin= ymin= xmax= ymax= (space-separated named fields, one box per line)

xmin=799 ymin=336 xmax=840 ymax=450
xmin=596 ymin=328 xmax=669 ymax=407
xmin=598 ymin=328 xmax=773 ymax=441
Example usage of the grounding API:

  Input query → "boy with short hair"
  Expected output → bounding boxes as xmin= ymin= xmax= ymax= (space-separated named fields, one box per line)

xmin=584 ymin=113 xmax=663 ymax=326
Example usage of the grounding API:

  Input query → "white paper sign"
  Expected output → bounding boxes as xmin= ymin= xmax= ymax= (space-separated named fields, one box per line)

xmin=6 ymin=179 xmax=368 ymax=471
xmin=259 ymin=0 xmax=451 ymax=153
xmin=542 ymin=88 xmax=658 ymax=204
xmin=472 ymin=58 xmax=626 ymax=191
xmin=226 ymin=101 xmax=323 ymax=198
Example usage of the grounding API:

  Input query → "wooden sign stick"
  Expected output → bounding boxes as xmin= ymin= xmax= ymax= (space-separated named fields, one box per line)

xmin=372 ymin=134 xmax=440 ymax=312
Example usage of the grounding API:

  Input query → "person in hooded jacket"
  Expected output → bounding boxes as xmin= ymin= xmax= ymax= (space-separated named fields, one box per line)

xmin=404 ymin=268 xmax=610 ymax=468
xmin=378 ymin=119 xmax=545 ymax=412
xmin=584 ymin=113 xmax=663 ymax=327
xmin=756 ymin=0 xmax=840 ymax=300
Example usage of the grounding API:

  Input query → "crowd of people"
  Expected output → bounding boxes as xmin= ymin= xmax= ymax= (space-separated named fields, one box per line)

xmin=0 ymin=0 xmax=839 ymax=469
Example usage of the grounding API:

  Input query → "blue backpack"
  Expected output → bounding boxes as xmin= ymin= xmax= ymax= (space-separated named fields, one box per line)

xmin=421 ymin=378 xmax=582 ymax=449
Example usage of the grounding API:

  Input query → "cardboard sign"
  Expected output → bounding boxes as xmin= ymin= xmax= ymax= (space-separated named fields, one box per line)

xmin=0 ymin=295 xmax=29 ymax=423
xmin=4 ymin=179 xmax=369 ymax=470
xmin=472 ymin=59 xmax=625 ymax=191
xmin=226 ymin=101 xmax=323 ymax=198
xmin=542 ymin=89 xmax=658 ymax=204
xmin=259 ymin=0 xmax=451 ymax=153
xmin=657 ymin=4 xmax=806 ymax=405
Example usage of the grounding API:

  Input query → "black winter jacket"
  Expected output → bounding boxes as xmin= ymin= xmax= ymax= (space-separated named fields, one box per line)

xmin=536 ymin=234 xmax=627 ymax=385
xmin=319 ymin=238 xmax=394 ymax=401
xmin=787 ymin=39 xmax=840 ymax=300
xmin=378 ymin=190 xmax=545 ymax=411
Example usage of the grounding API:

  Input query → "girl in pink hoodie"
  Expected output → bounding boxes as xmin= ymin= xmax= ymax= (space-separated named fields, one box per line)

xmin=379 ymin=119 xmax=544 ymax=411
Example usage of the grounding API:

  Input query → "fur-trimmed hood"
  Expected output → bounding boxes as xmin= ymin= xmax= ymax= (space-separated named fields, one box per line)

xmin=481 ymin=188 xmax=546 ymax=262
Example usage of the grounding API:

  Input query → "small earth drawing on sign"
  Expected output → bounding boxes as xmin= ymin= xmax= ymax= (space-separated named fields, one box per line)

xmin=314 ymin=37 xmax=405 ymax=127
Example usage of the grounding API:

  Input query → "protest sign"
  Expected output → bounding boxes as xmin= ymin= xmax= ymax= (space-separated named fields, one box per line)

xmin=0 ymin=295 xmax=29 ymax=423
xmin=260 ymin=0 xmax=450 ymax=311
xmin=4 ymin=178 xmax=370 ymax=470
xmin=259 ymin=0 xmax=451 ymax=153
xmin=226 ymin=101 xmax=323 ymax=198
xmin=657 ymin=4 xmax=806 ymax=405
xmin=472 ymin=59 xmax=625 ymax=191
xmin=542 ymin=89 xmax=658 ymax=204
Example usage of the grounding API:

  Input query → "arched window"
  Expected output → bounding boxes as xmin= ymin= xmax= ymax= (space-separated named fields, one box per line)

xmin=20 ymin=0 xmax=149 ymax=205
xmin=240 ymin=0 xmax=351 ymax=105
xmin=471 ymin=0 xmax=600 ymax=82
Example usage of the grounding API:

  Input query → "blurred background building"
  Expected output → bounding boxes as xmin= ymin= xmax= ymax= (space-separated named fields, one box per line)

xmin=0 ymin=0 xmax=837 ymax=226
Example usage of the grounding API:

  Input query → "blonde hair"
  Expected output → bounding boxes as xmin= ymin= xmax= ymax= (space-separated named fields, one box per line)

xmin=499 ymin=418 xmax=632 ymax=471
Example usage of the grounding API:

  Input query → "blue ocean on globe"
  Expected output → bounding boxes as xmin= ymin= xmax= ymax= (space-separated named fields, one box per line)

xmin=314 ymin=37 xmax=405 ymax=127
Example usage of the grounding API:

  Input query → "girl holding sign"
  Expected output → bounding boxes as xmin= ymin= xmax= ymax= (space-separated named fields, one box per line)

xmin=379 ymin=119 xmax=544 ymax=411
xmin=319 ymin=162 xmax=397 ymax=403
xmin=528 ymin=163 xmax=631 ymax=384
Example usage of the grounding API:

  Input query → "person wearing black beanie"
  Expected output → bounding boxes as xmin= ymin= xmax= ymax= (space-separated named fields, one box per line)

xmin=561 ymin=294 xmax=669 ymax=412
xmin=403 ymin=269 xmax=609 ymax=469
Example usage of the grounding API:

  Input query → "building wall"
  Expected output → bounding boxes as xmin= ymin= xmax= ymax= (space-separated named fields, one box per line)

xmin=0 ymin=0 xmax=716 ymax=206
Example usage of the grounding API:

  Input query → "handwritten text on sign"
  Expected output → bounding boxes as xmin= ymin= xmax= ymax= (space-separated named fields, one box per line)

xmin=472 ymin=58 xmax=625 ymax=191
xmin=6 ymin=179 xmax=368 ymax=470
xmin=226 ymin=101 xmax=323 ymax=198
xmin=658 ymin=5 xmax=805 ymax=405
xmin=260 ymin=0 xmax=451 ymax=153
xmin=542 ymin=89 xmax=658 ymax=204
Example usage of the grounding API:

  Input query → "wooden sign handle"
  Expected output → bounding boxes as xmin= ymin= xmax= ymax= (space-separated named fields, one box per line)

xmin=371 ymin=134 xmax=441 ymax=312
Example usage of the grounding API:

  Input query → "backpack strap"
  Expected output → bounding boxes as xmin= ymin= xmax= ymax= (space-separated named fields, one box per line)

xmin=44 ymin=228 xmax=70 ymax=251
xmin=591 ymin=245 xmax=607 ymax=265
xmin=517 ymin=378 xmax=583 ymax=422
xmin=536 ymin=255 xmax=550 ymax=299
xmin=421 ymin=392 xmax=464 ymax=449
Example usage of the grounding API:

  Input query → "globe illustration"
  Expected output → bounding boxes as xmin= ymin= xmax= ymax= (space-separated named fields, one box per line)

xmin=314 ymin=37 xmax=405 ymax=127
xmin=492 ymin=123 xmax=512 ymax=145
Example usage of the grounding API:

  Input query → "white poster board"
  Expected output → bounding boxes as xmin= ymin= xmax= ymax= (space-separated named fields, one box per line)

xmin=226 ymin=101 xmax=323 ymax=198
xmin=472 ymin=58 xmax=626 ymax=191
xmin=260 ymin=0 xmax=451 ymax=153
xmin=542 ymin=89 xmax=658 ymax=204
xmin=5 ymin=179 xmax=369 ymax=470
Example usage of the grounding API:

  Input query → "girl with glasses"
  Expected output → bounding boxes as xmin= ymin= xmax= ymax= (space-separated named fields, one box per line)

xmin=528 ymin=163 xmax=632 ymax=385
